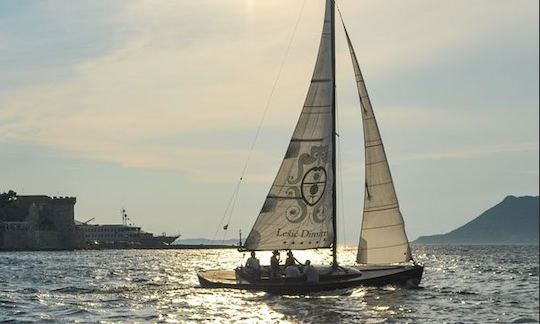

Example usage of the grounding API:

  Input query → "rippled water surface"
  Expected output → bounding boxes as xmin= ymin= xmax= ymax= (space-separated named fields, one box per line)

xmin=0 ymin=245 xmax=538 ymax=323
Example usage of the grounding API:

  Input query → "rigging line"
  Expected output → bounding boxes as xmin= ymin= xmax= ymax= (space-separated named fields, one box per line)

xmin=215 ymin=0 xmax=308 ymax=243
xmin=212 ymin=180 xmax=241 ymax=241
xmin=238 ymin=0 xmax=308 ymax=181
xmin=222 ymin=180 xmax=242 ymax=243
xmin=334 ymin=1 xmax=345 ymax=26
xmin=221 ymin=196 xmax=235 ymax=243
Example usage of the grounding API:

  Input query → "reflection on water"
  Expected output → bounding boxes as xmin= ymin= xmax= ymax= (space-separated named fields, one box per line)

xmin=0 ymin=245 xmax=538 ymax=323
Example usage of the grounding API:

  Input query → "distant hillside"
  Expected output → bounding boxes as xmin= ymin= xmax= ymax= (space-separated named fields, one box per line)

xmin=415 ymin=195 xmax=539 ymax=245
xmin=172 ymin=238 xmax=239 ymax=246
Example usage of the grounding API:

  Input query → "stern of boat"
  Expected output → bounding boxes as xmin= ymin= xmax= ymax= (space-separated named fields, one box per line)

xmin=354 ymin=264 xmax=424 ymax=288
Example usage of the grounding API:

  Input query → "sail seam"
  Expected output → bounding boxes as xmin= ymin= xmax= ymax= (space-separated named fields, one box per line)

xmin=311 ymin=78 xmax=332 ymax=83
xmin=290 ymin=138 xmax=324 ymax=142
xmin=304 ymin=104 xmax=332 ymax=108
xmin=367 ymin=180 xmax=393 ymax=187
xmin=267 ymin=195 xmax=302 ymax=200
xmin=358 ymin=242 xmax=409 ymax=250
xmin=365 ymin=160 xmax=387 ymax=166
xmin=303 ymin=180 xmax=326 ymax=185
xmin=364 ymin=204 xmax=399 ymax=212
xmin=362 ymin=222 xmax=404 ymax=230
xmin=365 ymin=143 xmax=382 ymax=148
xmin=301 ymin=111 xmax=331 ymax=115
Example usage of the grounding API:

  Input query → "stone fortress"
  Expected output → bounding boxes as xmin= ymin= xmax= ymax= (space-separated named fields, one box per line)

xmin=0 ymin=193 xmax=179 ymax=251
xmin=0 ymin=195 xmax=78 ymax=250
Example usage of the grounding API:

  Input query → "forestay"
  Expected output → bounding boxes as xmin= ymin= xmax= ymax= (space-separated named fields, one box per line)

xmin=244 ymin=0 xmax=335 ymax=251
xmin=342 ymin=24 xmax=412 ymax=264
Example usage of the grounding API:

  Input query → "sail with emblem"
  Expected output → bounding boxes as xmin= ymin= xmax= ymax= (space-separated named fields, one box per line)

xmin=342 ymin=23 xmax=412 ymax=264
xmin=244 ymin=0 xmax=335 ymax=251
xmin=198 ymin=1 xmax=425 ymax=292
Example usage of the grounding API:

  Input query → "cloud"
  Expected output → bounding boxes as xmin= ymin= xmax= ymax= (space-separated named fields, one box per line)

xmin=336 ymin=141 xmax=539 ymax=183
xmin=0 ymin=0 xmax=537 ymax=182
xmin=338 ymin=0 xmax=537 ymax=72
xmin=401 ymin=142 xmax=539 ymax=162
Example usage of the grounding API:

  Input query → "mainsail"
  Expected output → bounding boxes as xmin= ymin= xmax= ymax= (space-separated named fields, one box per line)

xmin=342 ymin=24 xmax=412 ymax=264
xmin=244 ymin=0 xmax=335 ymax=251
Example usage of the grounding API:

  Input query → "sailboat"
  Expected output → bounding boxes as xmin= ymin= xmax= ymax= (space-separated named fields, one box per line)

xmin=198 ymin=0 xmax=423 ymax=294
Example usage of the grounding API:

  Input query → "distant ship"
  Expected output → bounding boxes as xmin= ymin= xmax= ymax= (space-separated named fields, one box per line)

xmin=76 ymin=209 xmax=178 ymax=249
xmin=198 ymin=0 xmax=423 ymax=293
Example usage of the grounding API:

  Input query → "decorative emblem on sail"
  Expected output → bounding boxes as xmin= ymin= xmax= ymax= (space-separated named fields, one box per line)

xmin=342 ymin=24 xmax=412 ymax=264
xmin=244 ymin=0 xmax=335 ymax=251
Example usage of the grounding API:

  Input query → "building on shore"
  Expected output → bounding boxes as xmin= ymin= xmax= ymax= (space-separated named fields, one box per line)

xmin=0 ymin=194 xmax=178 ymax=250
xmin=0 ymin=195 xmax=78 ymax=250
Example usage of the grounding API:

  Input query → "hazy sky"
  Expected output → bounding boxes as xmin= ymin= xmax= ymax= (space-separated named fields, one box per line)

xmin=0 ymin=0 xmax=538 ymax=243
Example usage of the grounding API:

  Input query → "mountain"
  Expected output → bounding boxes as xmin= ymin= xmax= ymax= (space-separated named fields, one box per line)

xmin=415 ymin=195 xmax=539 ymax=245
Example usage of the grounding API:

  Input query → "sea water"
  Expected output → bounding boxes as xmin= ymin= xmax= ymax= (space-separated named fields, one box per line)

xmin=0 ymin=245 xmax=538 ymax=323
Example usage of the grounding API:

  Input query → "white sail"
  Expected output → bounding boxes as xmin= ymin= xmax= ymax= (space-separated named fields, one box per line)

xmin=244 ymin=0 xmax=335 ymax=251
xmin=342 ymin=25 xmax=412 ymax=264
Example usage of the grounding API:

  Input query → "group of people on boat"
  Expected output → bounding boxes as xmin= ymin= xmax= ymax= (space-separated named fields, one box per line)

xmin=243 ymin=250 xmax=319 ymax=284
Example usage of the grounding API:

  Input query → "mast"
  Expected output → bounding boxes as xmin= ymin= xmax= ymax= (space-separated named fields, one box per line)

xmin=330 ymin=0 xmax=338 ymax=268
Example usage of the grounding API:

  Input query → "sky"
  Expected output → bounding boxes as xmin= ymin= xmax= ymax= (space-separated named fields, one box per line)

xmin=0 ymin=0 xmax=538 ymax=243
